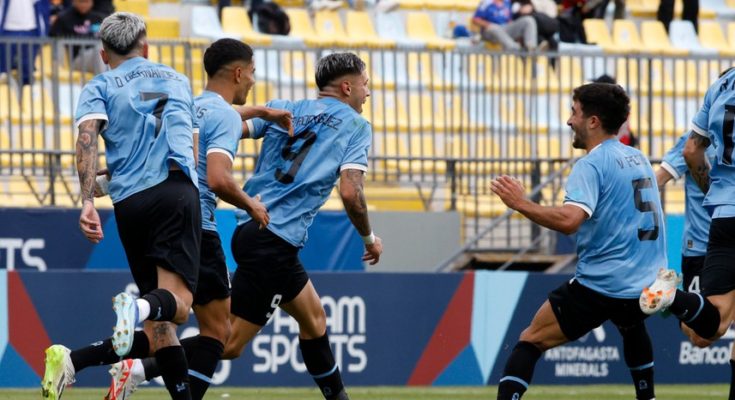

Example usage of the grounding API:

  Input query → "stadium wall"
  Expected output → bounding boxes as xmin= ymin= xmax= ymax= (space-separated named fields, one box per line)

xmin=0 ymin=269 xmax=730 ymax=388
xmin=0 ymin=208 xmax=460 ymax=273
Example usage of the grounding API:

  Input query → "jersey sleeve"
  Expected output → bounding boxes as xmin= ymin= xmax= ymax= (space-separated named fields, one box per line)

xmin=340 ymin=118 xmax=372 ymax=172
xmin=661 ymin=133 xmax=689 ymax=180
xmin=206 ymin=109 xmax=242 ymax=162
xmin=75 ymin=76 xmax=109 ymax=130
xmin=691 ymin=82 xmax=715 ymax=138
xmin=563 ymin=158 xmax=600 ymax=218
xmin=246 ymin=99 xmax=291 ymax=139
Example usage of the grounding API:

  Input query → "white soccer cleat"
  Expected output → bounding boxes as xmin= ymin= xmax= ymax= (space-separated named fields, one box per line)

xmin=41 ymin=345 xmax=76 ymax=400
xmin=112 ymin=292 xmax=138 ymax=357
xmin=640 ymin=268 xmax=680 ymax=315
xmin=105 ymin=359 xmax=144 ymax=400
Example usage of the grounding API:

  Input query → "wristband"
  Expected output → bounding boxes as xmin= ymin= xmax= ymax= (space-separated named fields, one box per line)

xmin=361 ymin=231 xmax=376 ymax=245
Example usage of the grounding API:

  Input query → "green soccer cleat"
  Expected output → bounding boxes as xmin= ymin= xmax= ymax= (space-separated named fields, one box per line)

xmin=41 ymin=345 xmax=75 ymax=399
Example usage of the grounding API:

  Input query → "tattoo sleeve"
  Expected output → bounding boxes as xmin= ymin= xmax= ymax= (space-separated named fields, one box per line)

xmin=76 ymin=120 xmax=103 ymax=202
xmin=340 ymin=169 xmax=372 ymax=236
xmin=685 ymin=131 xmax=711 ymax=194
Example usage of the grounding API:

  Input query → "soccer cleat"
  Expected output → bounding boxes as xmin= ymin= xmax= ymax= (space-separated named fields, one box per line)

xmin=112 ymin=292 xmax=138 ymax=357
xmin=105 ymin=359 xmax=144 ymax=400
xmin=639 ymin=268 xmax=680 ymax=315
xmin=41 ymin=345 xmax=75 ymax=400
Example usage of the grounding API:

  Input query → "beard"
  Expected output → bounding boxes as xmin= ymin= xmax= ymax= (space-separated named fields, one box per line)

xmin=571 ymin=129 xmax=585 ymax=149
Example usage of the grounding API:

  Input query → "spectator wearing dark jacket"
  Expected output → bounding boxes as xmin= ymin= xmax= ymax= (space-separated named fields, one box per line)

xmin=51 ymin=0 xmax=106 ymax=74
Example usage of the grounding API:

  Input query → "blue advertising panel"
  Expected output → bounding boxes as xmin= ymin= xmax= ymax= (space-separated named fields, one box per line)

xmin=0 ymin=208 xmax=364 ymax=272
xmin=0 ymin=270 xmax=730 ymax=389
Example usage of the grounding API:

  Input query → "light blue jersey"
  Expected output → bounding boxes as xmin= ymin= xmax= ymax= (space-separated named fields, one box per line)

xmin=195 ymin=91 xmax=243 ymax=232
xmin=564 ymin=139 xmax=667 ymax=298
xmin=235 ymin=97 xmax=372 ymax=247
xmin=661 ymin=133 xmax=716 ymax=257
xmin=75 ymin=57 xmax=198 ymax=203
xmin=692 ymin=68 xmax=735 ymax=217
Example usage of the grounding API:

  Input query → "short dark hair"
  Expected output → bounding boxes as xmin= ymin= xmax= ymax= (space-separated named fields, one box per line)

xmin=203 ymin=38 xmax=254 ymax=78
xmin=315 ymin=53 xmax=365 ymax=90
xmin=572 ymin=83 xmax=630 ymax=135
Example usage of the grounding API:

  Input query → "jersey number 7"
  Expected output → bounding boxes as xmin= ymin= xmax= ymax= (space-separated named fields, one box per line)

xmin=275 ymin=131 xmax=317 ymax=184
xmin=140 ymin=92 xmax=169 ymax=137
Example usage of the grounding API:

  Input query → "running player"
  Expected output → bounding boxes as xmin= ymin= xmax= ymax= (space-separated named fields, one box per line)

xmin=641 ymin=67 xmax=735 ymax=400
xmin=491 ymin=82 xmax=666 ymax=400
xmin=42 ymin=12 xmax=200 ymax=400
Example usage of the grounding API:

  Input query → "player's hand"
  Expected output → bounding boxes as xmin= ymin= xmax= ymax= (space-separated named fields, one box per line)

xmin=93 ymin=169 xmax=111 ymax=197
xmin=79 ymin=200 xmax=103 ymax=243
xmin=248 ymin=194 xmax=270 ymax=229
xmin=362 ymin=235 xmax=383 ymax=265
xmin=263 ymin=108 xmax=293 ymax=137
xmin=490 ymin=175 xmax=526 ymax=210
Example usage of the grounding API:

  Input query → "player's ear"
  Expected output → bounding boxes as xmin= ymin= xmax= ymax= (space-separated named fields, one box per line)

xmin=100 ymin=48 xmax=109 ymax=65
xmin=342 ymin=80 xmax=351 ymax=96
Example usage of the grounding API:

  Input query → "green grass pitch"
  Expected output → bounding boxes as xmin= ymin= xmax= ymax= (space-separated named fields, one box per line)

xmin=0 ymin=385 xmax=728 ymax=399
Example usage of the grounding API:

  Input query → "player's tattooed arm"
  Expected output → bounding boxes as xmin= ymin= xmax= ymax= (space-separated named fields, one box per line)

xmin=684 ymin=131 xmax=711 ymax=194
xmin=76 ymin=119 xmax=104 ymax=202
xmin=339 ymin=169 xmax=371 ymax=236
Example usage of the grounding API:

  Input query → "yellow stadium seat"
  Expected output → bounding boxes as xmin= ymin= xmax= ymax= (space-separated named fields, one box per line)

xmin=612 ymin=20 xmax=643 ymax=53
xmin=727 ymin=22 xmax=735 ymax=48
xmin=21 ymin=85 xmax=61 ymax=124
xmin=281 ymin=51 xmax=318 ymax=88
xmin=405 ymin=12 xmax=456 ymax=50
xmin=145 ymin=17 xmax=179 ymax=39
xmin=286 ymin=9 xmax=333 ymax=46
xmin=249 ymin=81 xmax=276 ymax=106
xmin=355 ymin=51 xmax=394 ymax=89
xmin=699 ymin=21 xmax=735 ymax=56
xmin=492 ymin=55 xmax=533 ymax=92
xmin=640 ymin=21 xmax=689 ymax=55
xmin=628 ymin=0 xmax=715 ymax=19
xmin=396 ymin=0 xmax=426 ymax=10
xmin=638 ymin=100 xmax=676 ymax=137
xmin=114 ymin=0 xmax=149 ymax=17
xmin=363 ymin=93 xmax=409 ymax=132
xmin=451 ymin=194 xmax=507 ymax=218
xmin=672 ymin=59 xmax=718 ymax=97
xmin=582 ymin=19 xmax=620 ymax=53
xmin=406 ymin=51 xmax=450 ymax=90
xmin=221 ymin=6 xmax=272 ymax=45
xmin=364 ymin=184 xmax=428 ymax=211
xmin=345 ymin=11 xmax=396 ymax=48
xmin=314 ymin=11 xmax=364 ymax=47
xmin=0 ymin=84 xmax=21 ymax=124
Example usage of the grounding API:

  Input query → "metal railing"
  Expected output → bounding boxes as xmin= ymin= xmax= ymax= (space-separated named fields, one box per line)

xmin=0 ymin=37 xmax=720 ymax=250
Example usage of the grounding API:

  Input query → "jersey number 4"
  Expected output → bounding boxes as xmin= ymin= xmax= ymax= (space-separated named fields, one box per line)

xmin=275 ymin=131 xmax=317 ymax=184
xmin=632 ymin=177 xmax=659 ymax=241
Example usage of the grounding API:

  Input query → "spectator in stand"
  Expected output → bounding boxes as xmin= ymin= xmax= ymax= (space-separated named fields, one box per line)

xmin=473 ymin=0 xmax=539 ymax=51
xmin=558 ymin=0 xmax=605 ymax=43
xmin=51 ymin=0 xmax=106 ymax=74
xmin=0 ymin=0 xmax=50 ymax=85
xmin=62 ymin=0 xmax=113 ymax=17
xmin=593 ymin=74 xmax=638 ymax=148
xmin=512 ymin=0 xmax=559 ymax=52
xmin=658 ymin=0 xmax=698 ymax=32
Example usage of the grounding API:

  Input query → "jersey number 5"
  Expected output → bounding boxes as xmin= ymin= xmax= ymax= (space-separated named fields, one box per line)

xmin=632 ymin=177 xmax=659 ymax=241
xmin=275 ymin=131 xmax=317 ymax=184
xmin=140 ymin=92 xmax=169 ymax=137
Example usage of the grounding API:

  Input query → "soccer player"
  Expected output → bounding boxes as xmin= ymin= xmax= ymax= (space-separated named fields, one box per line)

xmin=224 ymin=52 xmax=382 ymax=400
xmin=41 ymin=12 xmax=200 ymax=400
xmin=104 ymin=38 xmax=292 ymax=400
xmin=655 ymin=132 xmax=715 ymax=296
xmin=641 ymin=67 xmax=735 ymax=399
xmin=491 ymin=82 xmax=665 ymax=400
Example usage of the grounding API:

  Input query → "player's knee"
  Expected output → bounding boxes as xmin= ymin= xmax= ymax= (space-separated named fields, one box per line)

xmin=518 ymin=329 xmax=546 ymax=350
xmin=222 ymin=340 xmax=243 ymax=360
xmin=299 ymin=307 xmax=327 ymax=339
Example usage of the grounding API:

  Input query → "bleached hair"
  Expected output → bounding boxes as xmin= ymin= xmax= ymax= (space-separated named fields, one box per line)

xmin=99 ymin=12 xmax=147 ymax=56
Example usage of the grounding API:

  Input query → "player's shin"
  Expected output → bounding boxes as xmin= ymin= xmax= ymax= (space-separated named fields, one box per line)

xmin=620 ymin=323 xmax=655 ymax=400
xmin=299 ymin=333 xmax=349 ymax=400
xmin=668 ymin=291 xmax=721 ymax=339
xmin=497 ymin=341 xmax=542 ymax=400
